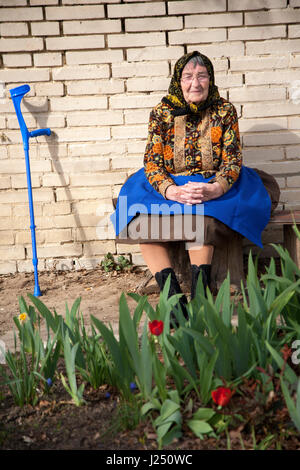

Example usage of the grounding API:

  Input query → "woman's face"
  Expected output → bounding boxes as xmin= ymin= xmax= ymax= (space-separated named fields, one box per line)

xmin=180 ymin=61 xmax=210 ymax=105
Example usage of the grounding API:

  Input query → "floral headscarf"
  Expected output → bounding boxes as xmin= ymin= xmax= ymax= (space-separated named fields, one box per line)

xmin=162 ymin=51 xmax=221 ymax=116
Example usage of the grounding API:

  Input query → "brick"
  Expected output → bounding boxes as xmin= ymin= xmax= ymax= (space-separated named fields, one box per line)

xmin=46 ymin=35 xmax=105 ymax=51
xmin=0 ymin=177 xmax=11 ymax=189
xmin=0 ymin=188 xmax=54 ymax=204
xmin=0 ymin=261 xmax=17 ymax=275
xmin=67 ymin=80 xmax=124 ymax=95
xmin=250 ymin=161 xmax=300 ymax=176
xmin=75 ymin=227 xmax=98 ymax=242
xmin=291 ymin=0 xmax=300 ymax=5
xmin=0 ymin=205 xmax=11 ymax=217
xmin=243 ymin=148 xmax=284 ymax=165
xmin=111 ymin=155 xmax=143 ymax=169
xmin=169 ymin=28 xmax=226 ymax=45
xmin=63 ymin=20 xmax=121 ymax=35
xmin=245 ymin=8 xmax=300 ymax=25
xmin=74 ymin=258 xmax=102 ymax=271
xmin=112 ymin=61 xmax=169 ymax=78
xmin=11 ymin=174 xmax=40 ymax=189
xmin=68 ymin=142 xmax=125 ymax=157
xmin=0 ymin=38 xmax=43 ymax=52
xmin=228 ymin=0 xmax=286 ymax=10
xmin=185 ymin=12 xmax=242 ymax=28
xmin=285 ymin=146 xmax=300 ymax=159
xmin=28 ymin=244 xmax=82 ymax=259
xmin=126 ymin=16 xmax=182 ymax=32
xmin=289 ymin=25 xmax=300 ymax=39
xmin=67 ymin=111 xmax=123 ymax=127
xmin=0 ymin=7 xmax=43 ymax=22
xmin=238 ymin=117 xmax=288 ymax=133
xmin=31 ymin=0 xmax=58 ymax=4
xmin=13 ymin=204 xmax=42 ymax=217
xmin=72 ymin=201 xmax=101 ymax=214
xmin=42 ymin=202 xmax=71 ymax=216
xmin=70 ymin=172 xmax=127 ymax=186
xmin=62 ymin=0 xmax=121 ymax=3
xmin=42 ymin=174 xmax=70 ymax=187
xmin=83 ymin=241 xmax=115 ymax=256
xmin=44 ymin=258 xmax=74 ymax=272
xmin=0 ymin=246 xmax=25 ymax=260
xmin=2 ymin=54 xmax=32 ymax=67
xmin=35 ymin=82 xmax=64 ymax=96
xmin=108 ymin=2 xmax=165 ymax=17
xmin=127 ymin=77 xmax=170 ymax=92
xmin=53 ymin=158 xmax=110 ymax=174
xmin=17 ymin=259 xmax=45 ymax=273
xmin=0 ymin=232 xmax=14 ymax=245
xmin=126 ymin=141 xmax=146 ymax=153
xmin=229 ymin=86 xmax=286 ymax=103
xmin=44 ymin=229 xmax=73 ymax=244
xmin=243 ymin=132 xmax=300 ymax=147
xmin=1 ymin=0 xmax=26 ymax=5
xmin=0 ymin=68 xmax=49 ymax=82
xmin=0 ymin=146 xmax=8 ymax=159
xmin=131 ymin=253 xmax=145 ymax=266
xmin=287 ymin=176 xmax=300 ymax=187
xmin=246 ymin=70 xmax=300 ymax=86
xmin=50 ymin=96 xmax=107 ymax=111
xmin=7 ymin=114 xmax=36 ymax=130
xmin=228 ymin=25 xmax=286 ymax=41
xmin=52 ymin=65 xmax=109 ymax=80
xmin=0 ymin=22 xmax=28 ymax=36
xmin=34 ymin=53 xmax=62 ymax=67
xmin=108 ymin=32 xmax=165 ymax=48
xmin=215 ymin=73 xmax=243 ymax=88
xmin=110 ymin=93 xmax=164 ymax=109
xmin=0 ymin=159 xmax=51 ymax=174
xmin=66 ymin=49 xmax=123 ymax=65
xmin=127 ymin=46 xmax=184 ymax=62
xmin=281 ymin=189 xmax=300 ymax=203
xmin=124 ymin=109 xmax=149 ymax=124
xmin=111 ymin=125 xmax=147 ymax=139
xmin=187 ymin=42 xmax=244 ymax=58
xmin=230 ymin=56 xmax=289 ymax=71
xmin=243 ymin=102 xmax=300 ymax=118
xmin=56 ymin=187 xmax=112 ymax=202
xmin=45 ymin=5 xmax=105 ymax=20
xmin=289 ymin=117 xmax=300 ymax=130
xmin=53 ymin=127 xmax=110 ymax=143
xmin=246 ymin=39 xmax=300 ymax=55
xmin=168 ymin=0 xmax=226 ymax=14
xmin=31 ymin=21 xmax=60 ymax=36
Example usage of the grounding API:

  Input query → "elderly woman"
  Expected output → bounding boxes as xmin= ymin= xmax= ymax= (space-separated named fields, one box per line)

xmin=111 ymin=51 xmax=279 ymax=317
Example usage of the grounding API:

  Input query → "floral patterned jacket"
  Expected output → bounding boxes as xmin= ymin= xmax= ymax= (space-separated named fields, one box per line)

xmin=144 ymin=97 xmax=242 ymax=199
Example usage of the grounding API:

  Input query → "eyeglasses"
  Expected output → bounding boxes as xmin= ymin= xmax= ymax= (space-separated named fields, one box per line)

xmin=181 ymin=74 xmax=210 ymax=83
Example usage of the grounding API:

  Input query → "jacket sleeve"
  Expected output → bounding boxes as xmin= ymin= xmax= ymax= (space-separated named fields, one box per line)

xmin=144 ymin=108 xmax=175 ymax=199
xmin=209 ymin=104 xmax=243 ymax=194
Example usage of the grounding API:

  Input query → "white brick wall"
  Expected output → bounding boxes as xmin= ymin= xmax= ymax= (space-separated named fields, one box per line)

xmin=0 ymin=0 xmax=300 ymax=272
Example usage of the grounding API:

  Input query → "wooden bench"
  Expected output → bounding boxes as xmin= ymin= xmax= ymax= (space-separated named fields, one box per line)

xmin=112 ymin=198 xmax=300 ymax=293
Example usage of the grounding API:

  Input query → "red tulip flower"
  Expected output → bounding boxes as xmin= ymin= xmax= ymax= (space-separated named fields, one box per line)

xmin=211 ymin=387 xmax=233 ymax=407
xmin=148 ymin=320 xmax=164 ymax=336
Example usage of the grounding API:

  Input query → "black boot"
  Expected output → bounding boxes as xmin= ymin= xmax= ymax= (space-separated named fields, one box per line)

xmin=191 ymin=264 xmax=211 ymax=300
xmin=154 ymin=267 xmax=188 ymax=325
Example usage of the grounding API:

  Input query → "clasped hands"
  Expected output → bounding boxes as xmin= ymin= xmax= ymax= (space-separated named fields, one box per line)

xmin=165 ymin=181 xmax=224 ymax=205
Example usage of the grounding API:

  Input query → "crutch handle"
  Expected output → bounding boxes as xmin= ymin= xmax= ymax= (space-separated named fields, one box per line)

xmin=29 ymin=128 xmax=51 ymax=138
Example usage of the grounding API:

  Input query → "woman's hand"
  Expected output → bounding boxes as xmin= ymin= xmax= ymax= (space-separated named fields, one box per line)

xmin=165 ymin=182 xmax=224 ymax=204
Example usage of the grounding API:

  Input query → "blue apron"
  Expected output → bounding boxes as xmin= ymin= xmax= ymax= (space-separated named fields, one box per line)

xmin=110 ymin=165 xmax=271 ymax=248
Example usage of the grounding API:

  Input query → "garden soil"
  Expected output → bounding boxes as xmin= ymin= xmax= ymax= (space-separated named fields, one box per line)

xmin=1 ymin=265 xmax=300 ymax=451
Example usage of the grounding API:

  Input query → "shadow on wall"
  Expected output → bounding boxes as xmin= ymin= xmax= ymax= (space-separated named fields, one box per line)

xmin=22 ymin=98 xmax=94 ymax=268
xmin=241 ymin=124 xmax=300 ymax=258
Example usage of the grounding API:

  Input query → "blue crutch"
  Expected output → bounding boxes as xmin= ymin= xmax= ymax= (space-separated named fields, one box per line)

xmin=9 ymin=84 xmax=51 ymax=296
